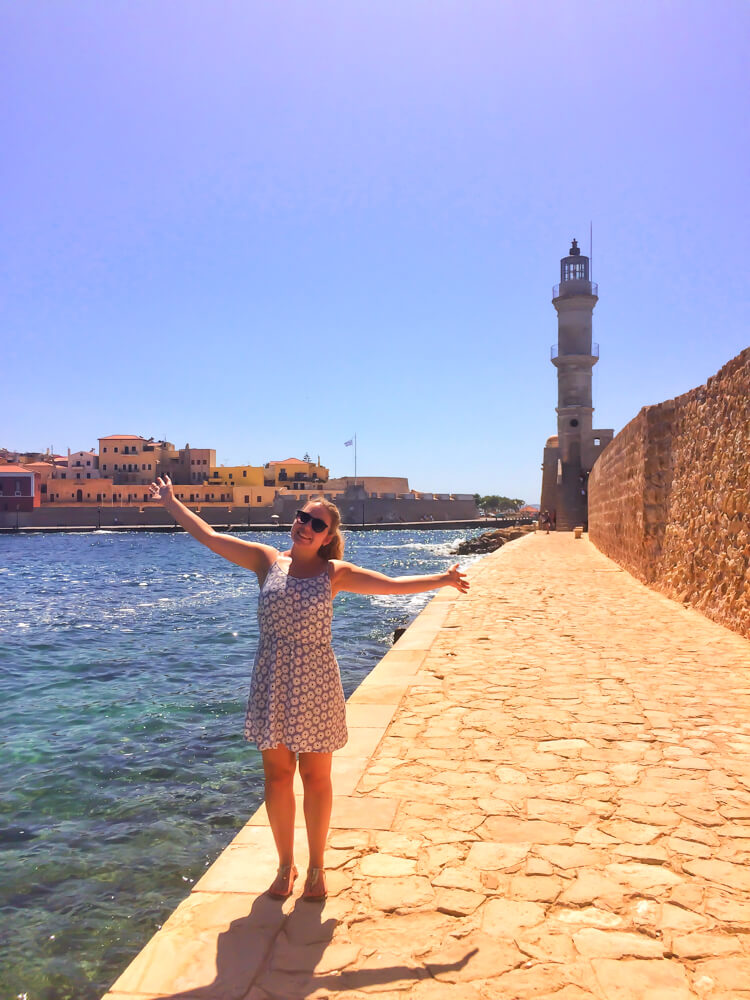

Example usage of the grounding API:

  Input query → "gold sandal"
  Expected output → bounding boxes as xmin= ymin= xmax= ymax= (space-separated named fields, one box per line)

xmin=302 ymin=866 xmax=327 ymax=902
xmin=267 ymin=864 xmax=298 ymax=899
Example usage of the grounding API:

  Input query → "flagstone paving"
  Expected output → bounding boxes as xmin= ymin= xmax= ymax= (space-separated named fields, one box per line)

xmin=103 ymin=532 xmax=750 ymax=1000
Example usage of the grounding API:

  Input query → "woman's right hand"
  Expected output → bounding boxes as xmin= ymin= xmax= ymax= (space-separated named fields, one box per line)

xmin=149 ymin=475 xmax=174 ymax=505
xmin=443 ymin=563 xmax=470 ymax=593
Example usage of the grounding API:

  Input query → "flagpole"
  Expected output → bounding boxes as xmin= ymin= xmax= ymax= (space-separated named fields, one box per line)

xmin=354 ymin=433 xmax=357 ymax=484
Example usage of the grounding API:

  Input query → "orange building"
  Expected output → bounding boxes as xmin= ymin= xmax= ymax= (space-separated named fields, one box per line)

xmin=98 ymin=435 xmax=215 ymax=485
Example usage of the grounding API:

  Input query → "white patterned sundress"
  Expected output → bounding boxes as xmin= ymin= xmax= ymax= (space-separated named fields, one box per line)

xmin=244 ymin=560 xmax=348 ymax=753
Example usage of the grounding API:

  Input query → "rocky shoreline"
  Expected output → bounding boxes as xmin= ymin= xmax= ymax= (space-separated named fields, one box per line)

xmin=454 ymin=523 xmax=536 ymax=554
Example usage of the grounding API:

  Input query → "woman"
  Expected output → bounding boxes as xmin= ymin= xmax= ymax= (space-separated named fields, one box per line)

xmin=149 ymin=477 xmax=469 ymax=901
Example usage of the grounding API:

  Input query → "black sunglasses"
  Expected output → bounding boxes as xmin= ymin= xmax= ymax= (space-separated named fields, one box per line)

xmin=295 ymin=509 xmax=329 ymax=534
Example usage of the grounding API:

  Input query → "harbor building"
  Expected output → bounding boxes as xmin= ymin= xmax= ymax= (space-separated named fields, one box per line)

xmin=98 ymin=435 xmax=215 ymax=486
xmin=207 ymin=465 xmax=266 ymax=488
xmin=5 ymin=434 xmax=480 ymax=526
xmin=540 ymin=240 xmax=613 ymax=530
xmin=0 ymin=464 xmax=41 ymax=511
xmin=263 ymin=457 xmax=329 ymax=489
xmin=55 ymin=449 xmax=99 ymax=479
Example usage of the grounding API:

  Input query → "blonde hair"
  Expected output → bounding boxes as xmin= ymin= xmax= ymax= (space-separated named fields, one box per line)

xmin=306 ymin=497 xmax=344 ymax=561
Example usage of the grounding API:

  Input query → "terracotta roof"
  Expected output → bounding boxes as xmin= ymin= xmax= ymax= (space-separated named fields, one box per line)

xmin=23 ymin=462 xmax=54 ymax=469
xmin=99 ymin=434 xmax=146 ymax=441
xmin=267 ymin=457 xmax=307 ymax=465
xmin=0 ymin=464 xmax=35 ymax=474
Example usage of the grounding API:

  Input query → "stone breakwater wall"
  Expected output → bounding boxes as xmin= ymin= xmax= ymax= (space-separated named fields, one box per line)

xmin=588 ymin=347 xmax=750 ymax=639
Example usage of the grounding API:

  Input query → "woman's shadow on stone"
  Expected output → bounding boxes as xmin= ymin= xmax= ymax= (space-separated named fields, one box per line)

xmin=156 ymin=890 xmax=477 ymax=999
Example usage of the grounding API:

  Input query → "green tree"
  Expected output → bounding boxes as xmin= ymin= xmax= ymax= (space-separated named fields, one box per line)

xmin=476 ymin=495 xmax=526 ymax=513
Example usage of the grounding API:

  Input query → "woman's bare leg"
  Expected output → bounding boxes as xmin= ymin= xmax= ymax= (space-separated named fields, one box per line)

xmin=298 ymin=751 xmax=333 ymax=869
xmin=262 ymin=745 xmax=297 ymax=868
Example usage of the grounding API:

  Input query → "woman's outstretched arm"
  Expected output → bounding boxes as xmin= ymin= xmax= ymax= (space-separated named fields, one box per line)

xmin=149 ymin=476 xmax=277 ymax=575
xmin=330 ymin=561 xmax=469 ymax=598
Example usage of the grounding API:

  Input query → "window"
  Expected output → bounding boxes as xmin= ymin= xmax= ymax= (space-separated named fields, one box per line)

xmin=114 ymin=447 xmax=119 ymax=453
xmin=114 ymin=464 xmax=118 ymax=470
xmin=594 ymin=437 xmax=601 ymax=446
xmin=257 ymin=496 xmax=261 ymax=503
xmin=103 ymin=447 xmax=108 ymax=453
xmin=86 ymin=473 xmax=91 ymax=479
xmin=61 ymin=473 xmax=66 ymax=479
xmin=148 ymin=464 xmax=152 ymax=470
xmin=102 ymin=464 xmax=107 ymax=471
xmin=244 ymin=495 xmax=250 ymax=503
xmin=562 ymin=260 xmax=588 ymax=281
xmin=86 ymin=460 xmax=91 ymax=466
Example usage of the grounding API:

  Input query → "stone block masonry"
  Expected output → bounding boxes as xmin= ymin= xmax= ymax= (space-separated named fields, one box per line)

xmin=588 ymin=347 xmax=749 ymax=639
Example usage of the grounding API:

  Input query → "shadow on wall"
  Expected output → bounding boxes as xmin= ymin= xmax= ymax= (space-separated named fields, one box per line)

xmin=587 ymin=347 xmax=750 ymax=640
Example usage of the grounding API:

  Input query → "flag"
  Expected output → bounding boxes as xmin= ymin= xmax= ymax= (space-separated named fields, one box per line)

xmin=344 ymin=439 xmax=353 ymax=447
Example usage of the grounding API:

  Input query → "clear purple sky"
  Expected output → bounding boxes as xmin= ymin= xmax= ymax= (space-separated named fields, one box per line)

xmin=3 ymin=2 xmax=748 ymax=500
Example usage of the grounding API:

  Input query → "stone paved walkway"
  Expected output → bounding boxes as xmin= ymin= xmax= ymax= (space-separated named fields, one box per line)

xmin=104 ymin=533 xmax=750 ymax=1000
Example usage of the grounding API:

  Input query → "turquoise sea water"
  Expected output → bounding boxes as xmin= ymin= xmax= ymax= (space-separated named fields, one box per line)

xmin=0 ymin=528 xmax=480 ymax=1000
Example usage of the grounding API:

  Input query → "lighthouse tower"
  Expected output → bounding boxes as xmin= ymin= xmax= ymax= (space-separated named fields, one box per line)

xmin=540 ymin=240 xmax=613 ymax=530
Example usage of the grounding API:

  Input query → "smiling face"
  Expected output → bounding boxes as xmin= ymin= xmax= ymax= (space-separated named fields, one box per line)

xmin=290 ymin=502 xmax=334 ymax=554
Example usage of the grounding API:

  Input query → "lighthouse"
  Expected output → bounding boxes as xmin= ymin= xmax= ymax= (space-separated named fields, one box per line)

xmin=540 ymin=240 xmax=613 ymax=530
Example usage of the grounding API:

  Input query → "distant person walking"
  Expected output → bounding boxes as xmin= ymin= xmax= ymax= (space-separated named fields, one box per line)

xmin=540 ymin=510 xmax=551 ymax=535
xmin=149 ymin=477 xmax=468 ymax=901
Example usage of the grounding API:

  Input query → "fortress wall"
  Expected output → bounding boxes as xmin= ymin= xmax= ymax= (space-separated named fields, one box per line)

xmin=589 ymin=347 xmax=750 ymax=639
xmin=0 ymin=497 xmax=478 ymax=530
xmin=587 ymin=409 xmax=651 ymax=571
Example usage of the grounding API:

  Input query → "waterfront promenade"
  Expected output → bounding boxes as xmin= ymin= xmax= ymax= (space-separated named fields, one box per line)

xmin=104 ymin=532 xmax=750 ymax=1000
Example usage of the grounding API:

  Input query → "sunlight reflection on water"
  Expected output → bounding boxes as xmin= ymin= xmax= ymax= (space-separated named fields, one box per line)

xmin=0 ymin=526 xmax=483 ymax=1000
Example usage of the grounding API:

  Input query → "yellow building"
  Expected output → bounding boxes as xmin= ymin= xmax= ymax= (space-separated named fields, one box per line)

xmin=208 ymin=457 xmax=329 ymax=495
xmin=207 ymin=465 xmax=265 ymax=487
xmin=262 ymin=457 xmax=329 ymax=492
xmin=204 ymin=465 xmax=277 ymax=506
xmin=168 ymin=483 xmax=277 ymax=507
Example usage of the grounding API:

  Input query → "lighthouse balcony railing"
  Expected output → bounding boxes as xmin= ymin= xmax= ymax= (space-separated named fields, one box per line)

xmin=552 ymin=280 xmax=598 ymax=299
xmin=551 ymin=343 xmax=599 ymax=360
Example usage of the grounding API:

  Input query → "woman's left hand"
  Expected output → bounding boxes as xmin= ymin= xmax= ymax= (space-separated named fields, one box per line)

xmin=444 ymin=564 xmax=469 ymax=593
